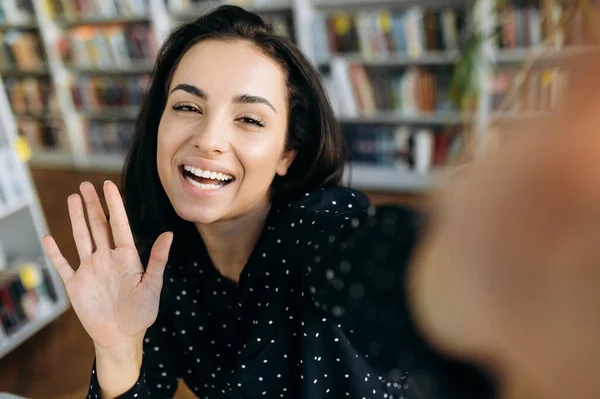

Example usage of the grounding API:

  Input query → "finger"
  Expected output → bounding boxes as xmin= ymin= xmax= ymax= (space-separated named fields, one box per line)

xmin=79 ymin=181 xmax=111 ymax=251
xmin=67 ymin=193 xmax=93 ymax=261
xmin=144 ymin=232 xmax=174 ymax=287
xmin=41 ymin=234 xmax=74 ymax=285
xmin=103 ymin=180 xmax=136 ymax=249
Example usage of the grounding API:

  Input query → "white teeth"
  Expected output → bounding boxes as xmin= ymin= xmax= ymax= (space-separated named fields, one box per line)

xmin=182 ymin=165 xmax=233 ymax=181
xmin=185 ymin=176 xmax=225 ymax=190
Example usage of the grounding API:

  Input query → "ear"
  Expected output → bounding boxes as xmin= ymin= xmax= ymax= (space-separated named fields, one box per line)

xmin=275 ymin=149 xmax=297 ymax=176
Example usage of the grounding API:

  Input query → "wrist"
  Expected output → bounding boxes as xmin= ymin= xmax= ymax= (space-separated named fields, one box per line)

xmin=95 ymin=338 xmax=144 ymax=398
xmin=94 ymin=337 xmax=144 ymax=364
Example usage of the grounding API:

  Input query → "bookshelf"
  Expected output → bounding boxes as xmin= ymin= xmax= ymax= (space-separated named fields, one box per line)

xmin=0 ymin=71 xmax=70 ymax=360
xmin=0 ymin=0 xmax=594 ymax=193
xmin=0 ymin=0 xmax=592 ymax=359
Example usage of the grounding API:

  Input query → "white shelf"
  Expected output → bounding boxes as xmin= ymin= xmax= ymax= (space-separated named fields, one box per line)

xmin=312 ymin=0 xmax=467 ymax=10
xmin=343 ymin=163 xmax=435 ymax=192
xmin=234 ymin=0 xmax=292 ymax=13
xmin=70 ymin=63 xmax=154 ymax=74
xmin=81 ymin=153 xmax=126 ymax=172
xmin=29 ymin=151 xmax=75 ymax=169
xmin=0 ymin=67 xmax=49 ymax=77
xmin=0 ymin=199 xmax=30 ymax=221
xmin=57 ymin=14 xmax=151 ymax=27
xmin=170 ymin=0 xmax=292 ymax=20
xmin=490 ymin=112 xmax=550 ymax=123
xmin=0 ymin=64 xmax=71 ymax=361
xmin=337 ymin=111 xmax=466 ymax=125
xmin=0 ymin=299 xmax=70 ymax=360
xmin=0 ymin=22 xmax=38 ymax=30
xmin=79 ymin=107 xmax=140 ymax=120
xmin=13 ymin=112 xmax=62 ymax=121
xmin=495 ymin=46 xmax=599 ymax=65
xmin=319 ymin=51 xmax=460 ymax=67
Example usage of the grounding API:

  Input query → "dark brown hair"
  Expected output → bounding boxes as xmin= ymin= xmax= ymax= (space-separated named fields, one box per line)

xmin=121 ymin=5 xmax=346 ymax=258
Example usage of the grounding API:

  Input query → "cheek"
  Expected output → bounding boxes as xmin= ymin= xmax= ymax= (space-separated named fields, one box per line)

xmin=156 ymin=120 xmax=183 ymax=175
xmin=236 ymin=135 xmax=287 ymax=174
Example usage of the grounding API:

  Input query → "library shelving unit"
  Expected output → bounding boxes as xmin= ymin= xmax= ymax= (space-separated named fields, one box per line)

xmin=12 ymin=0 xmax=480 ymax=193
xmin=3 ymin=0 xmax=596 ymax=193
xmin=0 ymin=72 xmax=70 ymax=360
xmin=0 ymin=0 xmax=594 ymax=358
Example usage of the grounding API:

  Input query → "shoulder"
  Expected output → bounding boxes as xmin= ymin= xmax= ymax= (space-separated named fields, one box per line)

xmin=272 ymin=185 xmax=422 ymax=241
xmin=283 ymin=185 xmax=371 ymax=217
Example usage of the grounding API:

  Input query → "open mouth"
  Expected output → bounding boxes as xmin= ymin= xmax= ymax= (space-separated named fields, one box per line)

xmin=181 ymin=165 xmax=234 ymax=190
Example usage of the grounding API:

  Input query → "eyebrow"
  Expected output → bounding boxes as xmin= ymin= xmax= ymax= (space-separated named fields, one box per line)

xmin=170 ymin=83 xmax=206 ymax=100
xmin=235 ymin=94 xmax=277 ymax=114
xmin=170 ymin=83 xmax=277 ymax=113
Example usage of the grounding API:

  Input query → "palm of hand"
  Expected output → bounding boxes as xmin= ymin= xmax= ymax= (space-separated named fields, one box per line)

xmin=66 ymin=248 xmax=156 ymax=348
xmin=42 ymin=181 xmax=173 ymax=350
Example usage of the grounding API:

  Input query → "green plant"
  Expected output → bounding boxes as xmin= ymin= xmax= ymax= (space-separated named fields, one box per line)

xmin=449 ymin=30 xmax=490 ymax=112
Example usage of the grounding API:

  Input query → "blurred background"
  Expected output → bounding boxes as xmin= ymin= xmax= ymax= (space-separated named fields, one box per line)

xmin=0 ymin=0 xmax=596 ymax=397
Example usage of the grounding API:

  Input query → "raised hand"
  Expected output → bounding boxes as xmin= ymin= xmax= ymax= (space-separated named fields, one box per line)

xmin=42 ymin=180 xmax=173 ymax=350
xmin=408 ymin=54 xmax=600 ymax=398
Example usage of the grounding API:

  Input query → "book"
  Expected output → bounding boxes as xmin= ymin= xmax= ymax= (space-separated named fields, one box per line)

xmin=313 ymin=6 xmax=465 ymax=61
xmin=343 ymin=124 xmax=460 ymax=172
xmin=0 ymin=261 xmax=57 ymax=336
xmin=326 ymin=60 xmax=457 ymax=117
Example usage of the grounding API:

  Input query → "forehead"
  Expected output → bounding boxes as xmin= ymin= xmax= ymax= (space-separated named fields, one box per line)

xmin=169 ymin=39 xmax=287 ymax=101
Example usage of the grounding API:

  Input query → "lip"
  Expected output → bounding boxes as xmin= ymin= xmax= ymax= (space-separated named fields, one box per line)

xmin=178 ymin=157 xmax=236 ymax=179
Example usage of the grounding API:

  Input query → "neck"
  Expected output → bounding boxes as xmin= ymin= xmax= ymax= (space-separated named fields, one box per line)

xmin=196 ymin=201 xmax=271 ymax=284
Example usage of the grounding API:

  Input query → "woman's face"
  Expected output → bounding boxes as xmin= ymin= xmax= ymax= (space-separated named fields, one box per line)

xmin=157 ymin=39 xmax=296 ymax=225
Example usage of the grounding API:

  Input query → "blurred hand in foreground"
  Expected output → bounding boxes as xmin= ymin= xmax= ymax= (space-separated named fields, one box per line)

xmin=409 ymin=52 xmax=600 ymax=399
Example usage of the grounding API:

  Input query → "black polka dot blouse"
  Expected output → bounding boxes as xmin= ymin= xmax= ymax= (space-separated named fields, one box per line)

xmin=87 ymin=186 xmax=495 ymax=398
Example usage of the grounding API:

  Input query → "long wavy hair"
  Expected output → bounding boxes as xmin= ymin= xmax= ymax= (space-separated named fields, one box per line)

xmin=121 ymin=5 xmax=347 ymax=261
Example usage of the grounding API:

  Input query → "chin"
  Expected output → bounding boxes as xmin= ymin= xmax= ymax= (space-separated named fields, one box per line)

xmin=172 ymin=204 xmax=226 ymax=225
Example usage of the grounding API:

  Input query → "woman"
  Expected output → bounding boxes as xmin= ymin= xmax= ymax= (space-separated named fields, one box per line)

xmin=42 ymin=5 xmax=600 ymax=399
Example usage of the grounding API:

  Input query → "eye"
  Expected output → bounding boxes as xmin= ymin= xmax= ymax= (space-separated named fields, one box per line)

xmin=172 ymin=102 xmax=202 ymax=114
xmin=238 ymin=115 xmax=265 ymax=127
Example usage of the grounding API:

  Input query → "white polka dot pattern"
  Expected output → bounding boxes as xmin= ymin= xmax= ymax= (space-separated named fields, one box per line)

xmin=86 ymin=186 xmax=494 ymax=398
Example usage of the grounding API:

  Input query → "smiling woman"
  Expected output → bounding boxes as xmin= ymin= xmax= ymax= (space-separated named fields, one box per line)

xmin=40 ymin=3 xmax=600 ymax=399
xmin=39 ymin=5 xmax=497 ymax=399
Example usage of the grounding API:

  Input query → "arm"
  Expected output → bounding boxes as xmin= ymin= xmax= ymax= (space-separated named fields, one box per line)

xmin=87 ymin=265 xmax=179 ymax=398
xmin=86 ymin=262 xmax=179 ymax=399
xmin=41 ymin=181 xmax=176 ymax=398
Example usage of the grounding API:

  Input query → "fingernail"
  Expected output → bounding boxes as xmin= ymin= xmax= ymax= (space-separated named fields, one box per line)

xmin=104 ymin=180 xmax=111 ymax=185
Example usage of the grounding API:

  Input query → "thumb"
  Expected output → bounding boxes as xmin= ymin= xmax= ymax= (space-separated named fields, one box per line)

xmin=145 ymin=232 xmax=174 ymax=286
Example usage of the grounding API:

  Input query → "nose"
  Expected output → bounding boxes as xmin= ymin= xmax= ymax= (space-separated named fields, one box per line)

xmin=191 ymin=113 xmax=229 ymax=156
